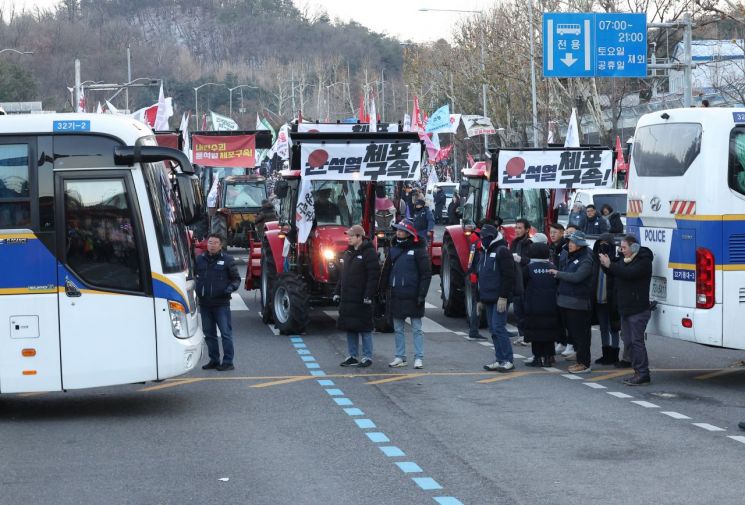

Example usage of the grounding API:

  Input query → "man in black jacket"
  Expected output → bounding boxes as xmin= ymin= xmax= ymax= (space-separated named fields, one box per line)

xmin=196 ymin=233 xmax=242 ymax=371
xmin=336 ymin=225 xmax=381 ymax=368
xmin=471 ymin=224 xmax=515 ymax=372
xmin=582 ymin=204 xmax=610 ymax=235
xmin=433 ymin=186 xmax=447 ymax=224
xmin=510 ymin=218 xmax=532 ymax=345
xmin=599 ymin=234 xmax=654 ymax=385
xmin=381 ymin=219 xmax=432 ymax=369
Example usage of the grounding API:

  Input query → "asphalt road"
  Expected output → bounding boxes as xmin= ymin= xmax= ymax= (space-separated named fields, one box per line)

xmin=2 ymin=246 xmax=745 ymax=505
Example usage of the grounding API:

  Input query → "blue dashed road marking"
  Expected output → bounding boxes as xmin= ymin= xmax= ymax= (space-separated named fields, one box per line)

xmin=395 ymin=462 xmax=423 ymax=473
xmin=366 ymin=432 xmax=391 ymax=443
xmin=285 ymin=334 xmax=463 ymax=504
xmin=413 ymin=477 xmax=443 ymax=490
xmin=354 ymin=419 xmax=376 ymax=429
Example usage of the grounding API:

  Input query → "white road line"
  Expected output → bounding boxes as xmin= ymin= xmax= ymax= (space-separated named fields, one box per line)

xmin=561 ymin=374 xmax=583 ymax=380
xmin=607 ymin=392 xmax=633 ymax=399
xmin=584 ymin=382 xmax=607 ymax=389
xmin=478 ymin=342 xmax=494 ymax=347
xmin=543 ymin=367 xmax=562 ymax=373
xmin=728 ymin=436 xmax=745 ymax=444
xmin=513 ymin=353 xmax=526 ymax=359
xmin=692 ymin=423 xmax=726 ymax=432
xmin=455 ymin=331 xmax=467 ymax=336
xmin=661 ymin=411 xmax=691 ymax=420
xmin=505 ymin=324 xmax=518 ymax=333
xmin=631 ymin=400 xmax=660 ymax=408
xmin=419 ymin=317 xmax=451 ymax=333
xmin=230 ymin=295 xmax=250 ymax=311
xmin=424 ymin=302 xmax=437 ymax=309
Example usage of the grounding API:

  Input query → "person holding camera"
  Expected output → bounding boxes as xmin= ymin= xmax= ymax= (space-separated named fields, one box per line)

xmin=381 ymin=219 xmax=432 ymax=369
xmin=336 ymin=225 xmax=381 ymax=368
xmin=599 ymin=234 xmax=654 ymax=385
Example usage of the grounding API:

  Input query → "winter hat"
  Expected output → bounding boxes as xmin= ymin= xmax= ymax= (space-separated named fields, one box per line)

xmin=392 ymin=219 xmax=419 ymax=241
xmin=479 ymin=224 xmax=500 ymax=247
xmin=528 ymin=242 xmax=550 ymax=260
xmin=531 ymin=232 xmax=548 ymax=244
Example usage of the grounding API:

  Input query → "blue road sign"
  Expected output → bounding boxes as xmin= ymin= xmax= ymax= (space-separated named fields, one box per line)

xmin=543 ymin=12 xmax=647 ymax=78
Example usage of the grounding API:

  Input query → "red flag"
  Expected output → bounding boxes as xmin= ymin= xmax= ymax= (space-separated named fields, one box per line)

xmin=435 ymin=144 xmax=454 ymax=162
xmin=614 ymin=135 xmax=628 ymax=172
xmin=143 ymin=104 xmax=159 ymax=128
xmin=418 ymin=132 xmax=438 ymax=161
xmin=412 ymin=96 xmax=423 ymax=132
xmin=359 ymin=94 xmax=366 ymax=122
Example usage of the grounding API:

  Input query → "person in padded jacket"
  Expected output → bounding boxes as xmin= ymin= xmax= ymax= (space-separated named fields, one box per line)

xmin=195 ymin=233 xmax=242 ymax=371
xmin=336 ymin=225 xmax=381 ymax=368
xmin=381 ymin=219 xmax=432 ymax=369
xmin=522 ymin=242 xmax=561 ymax=367
xmin=469 ymin=224 xmax=515 ymax=373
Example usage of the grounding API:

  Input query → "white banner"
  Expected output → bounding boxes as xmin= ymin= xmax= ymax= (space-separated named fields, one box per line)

xmin=210 ymin=110 xmax=239 ymax=131
xmin=295 ymin=178 xmax=315 ymax=243
xmin=497 ymin=149 xmax=613 ymax=189
xmin=463 ymin=115 xmax=497 ymax=137
xmin=299 ymin=141 xmax=422 ymax=181
xmin=447 ymin=114 xmax=462 ymax=133
xmin=295 ymin=122 xmax=399 ymax=133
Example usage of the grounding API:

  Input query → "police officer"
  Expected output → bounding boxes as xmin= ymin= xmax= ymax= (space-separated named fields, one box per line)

xmin=196 ymin=233 xmax=242 ymax=371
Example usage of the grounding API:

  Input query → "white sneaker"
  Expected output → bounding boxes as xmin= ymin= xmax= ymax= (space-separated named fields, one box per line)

xmin=513 ymin=336 xmax=525 ymax=346
xmin=497 ymin=361 xmax=515 ymax=372
xmin=555 ymin=343 xmax=567 ymax=354
xmin=483 ymin=361 xmax=501 ymax=371
xmin=389 ymin=357 xmax=407 ymax=368
xmin=519 ymin=337 xmax=530 ymax=347
xmin=414 ymin=359 xmax=423 ymax=369
xmin=561 ymin=344 xmax=575 ymax=357
xmin=524 ymin=355 xmax=535 ymax=364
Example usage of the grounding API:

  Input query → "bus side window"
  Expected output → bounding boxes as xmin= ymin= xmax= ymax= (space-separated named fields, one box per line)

xmin=0 ymin=143 xmax=32 ymax=228
xmin=730 ymin=130 xmax=745 ymax=195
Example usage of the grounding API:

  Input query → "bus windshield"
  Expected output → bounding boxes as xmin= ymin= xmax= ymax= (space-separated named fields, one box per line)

xmin=312 ymin=180 xmax=363 ymax=226
xmin=142 ymin=162 xmax=191 ymax=274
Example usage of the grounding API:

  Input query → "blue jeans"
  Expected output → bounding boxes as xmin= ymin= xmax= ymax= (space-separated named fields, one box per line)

xmin=484 ymin=302 xmax=514 ymax=363
xmin=201 ymin=304 xmax=234 ymax=365
xmin=347 ymin=331 xmax=373 ymax=360
xmin=468 ymin=284 xmax=481 ymax=338
xmin=596 ymin=303 xmax=620 ymax=347
xmin=393 ymin=318 xmax=424 ymax=360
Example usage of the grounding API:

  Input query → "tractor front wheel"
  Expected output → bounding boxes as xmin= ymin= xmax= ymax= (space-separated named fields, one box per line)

xmin=272 ymin=273 xmax=310 ymax=335
xmin=440 ymin=238 xmax=466 ymax=317
xmin=260 ymin=242 xmax=276 ymax=325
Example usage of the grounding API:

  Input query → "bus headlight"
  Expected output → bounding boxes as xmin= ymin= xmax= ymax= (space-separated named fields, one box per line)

xmin=169 ymin=300 xmax=189 ymax=339
xmin=322 ymin=248 xmax=335 ymax=261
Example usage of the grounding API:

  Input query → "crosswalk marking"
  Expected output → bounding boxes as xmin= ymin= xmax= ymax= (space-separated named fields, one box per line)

xmin=231 ymin=294 xmax=250 ymax=311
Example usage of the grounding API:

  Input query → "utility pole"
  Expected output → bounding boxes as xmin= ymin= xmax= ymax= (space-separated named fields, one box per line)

xmin=450 ymin=72 xmax=459 ymax=181
xmin=647 ymin=16 xmax=694 ymax=107
xmin=480 ymin=25 xmax=488 ymax=153
xmin=126 ymin=45 xmax=131 ymax=113
xmin=528 ymin=0 xmax=539 ymax=147
xmin=381 ymin=68 xmax=385 ymax=122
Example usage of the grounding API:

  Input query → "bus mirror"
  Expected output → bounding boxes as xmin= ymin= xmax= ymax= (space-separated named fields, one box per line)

xmin=114 ymin=146 xmax=195 ymax=174
xmin=175 ymin=174 xmax=204 ymax=226
xmin=275 ymin=180 xmax=289 ymax=199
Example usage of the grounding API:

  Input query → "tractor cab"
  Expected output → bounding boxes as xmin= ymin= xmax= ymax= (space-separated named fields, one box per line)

xmin=210 ymin=174 xmax=268 ymax=248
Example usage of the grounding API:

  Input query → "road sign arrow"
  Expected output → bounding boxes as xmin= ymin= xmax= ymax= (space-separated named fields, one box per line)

xmin=561 ymin=53 xmax=578 ymax=67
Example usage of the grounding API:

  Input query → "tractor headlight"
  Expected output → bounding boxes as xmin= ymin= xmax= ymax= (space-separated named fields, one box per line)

xmin=169 ymin=300 xmax=189 ymax=339
xmin=322 ymin=248 xmax=336 ymax=261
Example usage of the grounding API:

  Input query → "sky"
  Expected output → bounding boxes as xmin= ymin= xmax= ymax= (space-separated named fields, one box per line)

xmin=6 ymin=0 xmax=493 ymax=42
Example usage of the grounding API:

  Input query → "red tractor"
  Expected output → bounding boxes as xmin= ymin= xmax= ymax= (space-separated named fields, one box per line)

xmin=439 ymin=154 xmax=551 ymax=322
xmin=244 ymin=132 xmax=424 ymax=334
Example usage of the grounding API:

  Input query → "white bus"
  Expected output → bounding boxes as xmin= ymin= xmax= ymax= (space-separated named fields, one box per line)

xmin=0 ymin=114 xmax=204 ymax=393
xmin=627 ymin=107 xmax=745 ymax=350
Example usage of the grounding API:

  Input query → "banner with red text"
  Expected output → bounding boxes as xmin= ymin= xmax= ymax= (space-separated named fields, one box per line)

xmin=192 ymin=134 xmax=256 ymax=168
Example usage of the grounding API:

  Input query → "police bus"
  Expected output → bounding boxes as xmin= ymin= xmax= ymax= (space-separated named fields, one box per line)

xmin=0 ymin=114 xmax=204 ymax=393
xmin=627 ymin=107 xmax=745 ymax=350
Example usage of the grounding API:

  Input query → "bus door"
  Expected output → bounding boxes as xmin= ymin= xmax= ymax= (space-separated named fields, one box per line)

xmin=55 ymin=168 xmax=157 ymax=389
xmin=0 ymin=136 xmax=62 ymax=393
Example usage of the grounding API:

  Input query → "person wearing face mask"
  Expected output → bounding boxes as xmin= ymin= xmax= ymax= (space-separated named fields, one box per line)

xmin=470 ymin=224 xmax=515 ymax=372
xmin=411 ymin=197 xmax=435 ymax=243
xmin=381 ymin=219 xmax=432 ymax=369
xmin=592 ymin=233 xmax=621 ymax=365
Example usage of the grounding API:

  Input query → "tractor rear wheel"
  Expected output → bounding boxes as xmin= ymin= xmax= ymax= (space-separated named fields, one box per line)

xmin=260 ymin=242 xmax=276 ymax=325
xmin=272 ymin=273 xmax=310 ymax=335
xmin=440 ymin=238 xmax=466 ymax=317
xmin=465 ymin=280 xmax=488 ymax=328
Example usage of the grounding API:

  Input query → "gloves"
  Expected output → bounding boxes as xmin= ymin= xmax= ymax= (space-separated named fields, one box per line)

xmin=417 ymin=296 xmax=426 ymax=307
xmin=497 ymin=297 xmax=508 ymax=313
xmin=363 ymin=298 xmax=373 ymax=305
xmin=333 ymin=295 xmax=340 ymax=304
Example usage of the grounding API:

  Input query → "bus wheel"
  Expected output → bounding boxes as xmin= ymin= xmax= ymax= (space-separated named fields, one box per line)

xmin=465 ymin=281 xmax=487 ymax=328
xmin=260 ymin=243 xmax=276 ymax=325
xmin=441 ymin=238 xmax=466 ymax=317
xmin=272 ymin=273 xmax=309 ymax=335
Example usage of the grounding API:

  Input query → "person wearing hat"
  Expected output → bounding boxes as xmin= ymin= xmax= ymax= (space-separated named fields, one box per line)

xmin=470 ymin=224 xmax=516 ymax=372
xmin=336 ymin=224 xmax=381 ymax=367
xmin=522 ymin=242 xmax=561 ymax=367
xmin=433 ymin=186 xmax=447 ymax=224
xmin=412 ymin=196 xmax=435 ymax=243
xmin=254 ymin=198 xmax=278 ymax=240
xmin=549 ymin=231 xmax=595 ymax=374
xmin=381 ymin=219 xmax=432 ymax=369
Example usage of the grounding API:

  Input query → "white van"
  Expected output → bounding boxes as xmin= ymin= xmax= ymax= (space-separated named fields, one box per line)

xmin=627 ymin=107 xmax=745 ymax=350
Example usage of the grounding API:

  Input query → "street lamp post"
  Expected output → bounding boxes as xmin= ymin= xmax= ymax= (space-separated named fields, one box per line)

xmin=228 ymin=84 xmax=258 ymax=117
xmin=194 ymin=82 xmax=226 ymax=130
xmin=0 ymin=48 xmax=34 ymax=56
xmin=419 ymin=8 xmax=488 ymax=152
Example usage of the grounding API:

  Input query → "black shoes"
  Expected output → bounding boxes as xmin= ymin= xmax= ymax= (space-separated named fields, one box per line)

xmin=595 ymin=346 xmax=620 ymax=365
xmin=358 ymin=358 xmax=372 ymax=368
xmin=623 ymin=374 xmax=650 ymax=386
xmin=340 ymin=357 xmax=360 ymax=367
xmin=614 ymin=360 xmax=632 ymax=369
xmin=202 ymin=361 xmax=220 ymax=370
xmin=217 ymin=363 xmax=234 ymax=371
xmin=738 ymin=421 xmax=745 ymax=431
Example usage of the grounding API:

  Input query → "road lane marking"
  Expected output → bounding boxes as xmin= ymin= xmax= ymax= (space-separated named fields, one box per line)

xmin=396 ymin=462 xmax=423 ymax=473
xmin=413 ymin=477 xmax=442 ymax=490
xmin=230 ymin=294 xmax=250 ymax=311
xmin=325 ymin=388 xmax=344 ymax=396
xmin=334 ymin=397 xmax=353 ymax=406
xmin=631 ymin=400 xmax=660 ymax=408
xmin=139 ymin=378 xmax=206 ymax=392
xmin=583 ymin=382 xmax=607 ymax=389
xmin=728 ymin=436 xmax=745 ymax=444
xmin=355 ymin=419 xmax=376 ymax=429
xmin=425 ymin=302 xmax=437 ymax=309
xmin=513 ymin=353 xmax=526 ymax=359
xmin=366 ymin=432 xmax=390 ymax=443
xmin=434 ymin=498 xmax=465 ymax=505
xmin=561 ymin=374 xmax=584 ymax=380
xmin=344 ymin=408 xmax=364 ymax=416
xmin=367 ymin=374 xmax=418 ymax=385
xmin=455 ymin=331 xmax=467 ymax=336
xmin=478 ymin=342 xmax=494 ymax=347
xmin=587 ymin=370 xmax=631 ymax=382
xmin=317 ymin=380 xmax=335 ymax=386
xmin=380 ymin=446 xmax=405 ymax=457
xmin=661 ymin=411 xmax=691 ymax=420
xmin=543 ymin=367 xmax=563 ymax=373
xmin=420 ymin=317 xmax=451 ymax=333
xmin=477 ymin=371 xmax=534 ymax=383
xmin=694 ymin=368 xmax=744 ymax=380
xmin=250 ymin=376 xmax=312 ymax=388
xmin=607 ymin=391 xmax=633 ymax=399
xmin=692 ymin=423 xmax=726 ymax=432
